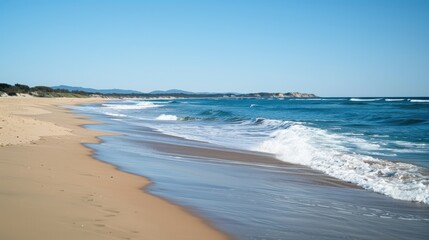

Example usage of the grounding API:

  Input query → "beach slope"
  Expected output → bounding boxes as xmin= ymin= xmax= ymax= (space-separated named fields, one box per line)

xmin=0 ymin=97 xmax=228 ymax=240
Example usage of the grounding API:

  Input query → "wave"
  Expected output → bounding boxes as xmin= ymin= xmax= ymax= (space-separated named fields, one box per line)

xmin=410 ymin=99 xmax=429 ymax=103
xmin=393 ymin=141 xmax=427 ymax=148
xmin=385 ymin=99 xmax=404 ymax=102
xmin=104 ymin=112 xmax=127 ymax=117
xmin=385 ymin=118 xmax=426 ymax=126
xmin=389 ymin=141 xmax=428 ymax=154
xmin=289 ymin=98 xmax=323 ymax=101
xmin=321 ymin=98 xmax=347 ymax=101
xmin=199 ymin=109 xmax=233 ymax=117
xmin=288 ymin=98 xmax=322 ymax=101
xmin=156 ymin=114 xmax=179 ymax=121
xmin=250 ymin=104 xmax=258 ymax=108
xmin=253 ymin=118 xmax=294 ymax=129
xmin=102 ymin=101 xmax=163 ymax=110
xmin=350 ymin=98 xmax=382 ymax=102
xmin=255 ymin=125 xmax=429 ymax=204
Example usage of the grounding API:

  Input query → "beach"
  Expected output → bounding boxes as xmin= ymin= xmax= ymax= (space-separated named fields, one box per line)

xmin=0 ymin=97 xmax=229 ymax=240
xmin=1 ymin=97 xmax=428 ymax=240
xmin=74 ymin=98 xmax=429 ymax=240
xmin=1 ymin=0 xmax=428 ymax=239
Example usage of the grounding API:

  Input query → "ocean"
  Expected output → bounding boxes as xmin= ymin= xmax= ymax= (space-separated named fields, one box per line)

xmin=73 ymin=97 xmax=429 ymax=239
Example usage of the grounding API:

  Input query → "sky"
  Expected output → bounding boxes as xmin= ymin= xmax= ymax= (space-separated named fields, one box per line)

xmin=0 ymin=0 xmax=428 ymax=96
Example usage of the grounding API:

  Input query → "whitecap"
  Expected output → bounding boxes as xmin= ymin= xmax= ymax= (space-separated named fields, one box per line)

xmin=155 ymin=114 xmax=179 ymax=121
xmin=321 ymin=98 xmax=347 ymax=101
xmin=350 ymin=98 xmax=382 ymax=102
xmin=409 ymin=99 xmax=429 ymax=103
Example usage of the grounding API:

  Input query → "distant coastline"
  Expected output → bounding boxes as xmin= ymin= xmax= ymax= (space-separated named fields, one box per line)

xmin=1 ymin=83 xmax=318 ymax=99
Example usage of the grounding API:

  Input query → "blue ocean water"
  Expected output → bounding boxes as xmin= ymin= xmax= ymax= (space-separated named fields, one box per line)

xmin=74 ymin=97 xmax=429 ymax=239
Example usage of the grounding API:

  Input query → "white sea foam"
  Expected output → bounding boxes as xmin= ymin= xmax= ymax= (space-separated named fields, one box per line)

xmin=289 ymin=98 xmax=322 ymax=101
xmin=288 ymin=98 xmax=322 ymax=101
xmin=410 ymin=99 xmax=429 ymax=103
xmin=385 ymin=99 xmax=404 ymax=102
xmin=322 ymin=98 xmax=347 ymax=101
xmin=156 ymin=114 xmax=179 ymax=121
xmin=255 ymin=125 xmax=429 ymax=204
xmin=250 ymin=104 xmax=258 ymax=108
xmin=393 ymin=141 xmax=427 ymax=148
xmin=350 ymin=98 xmax=382 ymax=102
xmin=104 ymin=112 xmax=127 ymax=117
xmin=389 ymin=141 xmax=428 ymax=153
xmin=102 ymin=101 xmax=162 ymax=110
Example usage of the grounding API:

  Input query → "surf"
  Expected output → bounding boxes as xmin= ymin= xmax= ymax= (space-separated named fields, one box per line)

xmin=255 ymin=124 xmax=429 ymax=204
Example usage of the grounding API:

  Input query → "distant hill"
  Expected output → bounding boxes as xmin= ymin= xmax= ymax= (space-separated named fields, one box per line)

xmin=53 ymin=86 xmax=198 ymax=95
xmin=149 ymin=89 xmax=195 ymax=95
xmin=149 ymin=89 xmax=240 ymax=95
xmin=51 ymin=85 xmax=143 ymax=94
xmin=48 ymin=85 xmax=317 ymax=98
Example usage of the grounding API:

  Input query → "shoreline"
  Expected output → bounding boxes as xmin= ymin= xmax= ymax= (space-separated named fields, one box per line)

xmin=0 ymin=97 xmax=229 ymax=240
xmin=123 ymin=125 xmax=359 ymax=189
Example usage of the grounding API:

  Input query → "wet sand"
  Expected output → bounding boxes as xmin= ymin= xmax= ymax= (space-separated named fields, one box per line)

xmin=0 ymin=97 xmax=229 ymax=240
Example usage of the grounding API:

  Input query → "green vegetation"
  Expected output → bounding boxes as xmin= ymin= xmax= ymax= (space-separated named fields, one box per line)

xmin=0 ymin=83 xmax=93 ymax=98
xmin=1 ymin=82 xmax=317 ymax=99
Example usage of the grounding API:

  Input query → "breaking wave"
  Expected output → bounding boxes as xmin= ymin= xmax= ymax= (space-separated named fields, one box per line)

xmin=350 ymin=98 xmax=382 ymax=102
xmin=102 ymin=101 xmax=163 ymax=110
xmin=253 ymin=118 xmax=294 ymax=129
xmin=255 ymin=124 xmax=429 ymax=204
xmin=156 ymin=114 xmax=179 ymax=121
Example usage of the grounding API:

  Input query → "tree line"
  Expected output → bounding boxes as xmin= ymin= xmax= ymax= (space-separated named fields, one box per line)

xmin=0 ymin=83 xmax=92 ymax=97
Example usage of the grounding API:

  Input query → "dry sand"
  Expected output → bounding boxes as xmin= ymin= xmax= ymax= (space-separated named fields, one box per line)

xmin=0 ymin=97 xmax=229 ymax=240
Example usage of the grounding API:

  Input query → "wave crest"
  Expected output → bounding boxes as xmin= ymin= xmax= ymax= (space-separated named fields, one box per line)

xmin=156 ymin=114 xmax=179 ymax=121
xmin=253 ymin=118 xmax=293 ymax=129
xmin=102 ymin=101 xmax=162 ymax=110
xmin=350 ymin=98 xmax=382 ymax=102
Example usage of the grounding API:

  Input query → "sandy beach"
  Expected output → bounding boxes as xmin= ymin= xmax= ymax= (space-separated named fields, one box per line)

xmin=0 ymin=97 xmax=229 ymax=240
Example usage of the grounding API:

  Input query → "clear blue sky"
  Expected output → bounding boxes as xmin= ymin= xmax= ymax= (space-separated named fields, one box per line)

xmin=0 ymin=0 xmax=428 ymax=96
